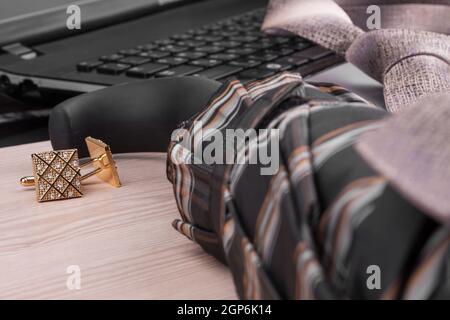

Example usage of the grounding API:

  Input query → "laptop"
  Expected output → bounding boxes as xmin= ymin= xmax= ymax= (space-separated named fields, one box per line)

xmin=0 ymin=0 xmax=384 ymax=106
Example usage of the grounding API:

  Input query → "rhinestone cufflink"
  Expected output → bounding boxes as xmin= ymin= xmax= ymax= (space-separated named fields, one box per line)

xmin=20 ymin=137 xmax=121 ymax=202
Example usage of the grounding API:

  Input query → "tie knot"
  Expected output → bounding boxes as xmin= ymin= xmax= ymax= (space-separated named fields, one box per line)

xmin=346 ymin=29 xmax=450 ymax=111
xmin=262 ymin=0 xmax=450 ymax=111
xmin=347 ymin=29 xmax=450 ymax=82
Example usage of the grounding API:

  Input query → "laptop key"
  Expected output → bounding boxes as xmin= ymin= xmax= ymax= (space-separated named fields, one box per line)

xmin=211 ymin=41 xmax=241 ymax=48
xmin=248 ymin=52 xmax=278 ymax=62
xmin=100 ymin=54 xmax=124 ymax=62
xmin=218 ymin=30 xmax=239 ymax=37
xmin=176 ymin=52 xmax=206 ymax=59
xmin=235 ymin=25 xmax=258 ymax=32
xmin=195 ymin=46 xmax=224 ymax=54
xmin=258 ymin=62 xmax=292 ymax=72
xmin=229 ymin=36 xmax=259 ymax=43
xmin=195 ymin=35 xmax=223 ymax=42
xmin=137 ymin=43 xmax=158 ymax=51
xmin=262 ymin=49 xmax=283 ymax=56
xmin=118 ymin=56 xmax=151 ymax=66
xmin=154 ymin=39 xmax=174 ymax=45
xmin=77 ymin=60 xmax=103 ymax=72
xmin=190 ymin=59 xmax=222 ymax=68
xmin=292 ymin=46 xmax=334 ymax=60
xmin=171 ymin=33 xmax=193 ymax=41
xmin=209 ymin=53 xmax=239 ymax=61
xmin=295 ymin=54 xmax=343 ymax=77
xmin=208 ymin=31 xmax=224 ymax=37
xmin=226 ymin=47 xmax=257 ymax=55
xmin=244 ymin=42 xmax=274 ymax=50
xmin=118 ymin=49 xmax=141 ymax=56
xmin=276 ymin=56 xmax=309 ymax=67
xmin=188 ymin=29 xmax=208 ymax=36
xmin=204 ymin=24 xmax=222 ymax=31
xmin=156 ymin=65 xmax=203 ymax=77
xmin=246 ymin=30 xmax=265 ymax=38
xmin=139 ymin=51 xmax=170 ymax=59
xmin=238 ymin=68 xmax=275 ymax=80
xmin=194 ymin=65 xmax=243 ymax=80
xmin=291 ymin=42 xmax=313 ymax=51
xmin=97 ymin=63 xmax=130 ymax=75
xmin=228 ymin=58 xmax=261 ymax=68
xmin=275 ymin=47 xmax=295 ymax=56
xmin=266 ymin=37 xmax=291 ymax=45
xmin=159 ymin=45 xmax=188 ymax=54
xmin=156 ymin=57 xmax=188 ymax=66
xmin=126 ymin=63 xmax=169 ymax=78
xmin=176 ymin=40 xmax=206 ymax=47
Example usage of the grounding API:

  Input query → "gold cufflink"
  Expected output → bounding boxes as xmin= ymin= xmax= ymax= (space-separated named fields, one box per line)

xmin=20 ymin=137 xmax=121 ymax=202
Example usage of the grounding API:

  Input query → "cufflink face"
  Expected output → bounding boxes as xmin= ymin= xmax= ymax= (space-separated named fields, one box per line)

xmin=31 ymin=149 xmax=83 ymax=202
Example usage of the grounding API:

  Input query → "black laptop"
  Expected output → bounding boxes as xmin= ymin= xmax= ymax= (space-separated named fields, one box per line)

xmin=0 ymin=0 xmax=344 ymax=97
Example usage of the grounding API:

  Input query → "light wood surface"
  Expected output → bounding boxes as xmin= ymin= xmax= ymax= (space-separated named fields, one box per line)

xmin=0 ymin=141 xmax=236 ymax=299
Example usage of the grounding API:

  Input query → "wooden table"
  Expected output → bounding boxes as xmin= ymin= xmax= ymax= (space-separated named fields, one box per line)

xmin=0 ymin=141 xmax=236 ymax=299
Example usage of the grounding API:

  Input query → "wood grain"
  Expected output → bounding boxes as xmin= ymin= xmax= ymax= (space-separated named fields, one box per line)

xmin=0 ymin=141 xmax=237 ymax=299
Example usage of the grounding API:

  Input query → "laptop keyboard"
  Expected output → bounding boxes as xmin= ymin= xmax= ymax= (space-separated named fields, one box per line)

xmin=76 ymin=9 xmax=341 ymax=83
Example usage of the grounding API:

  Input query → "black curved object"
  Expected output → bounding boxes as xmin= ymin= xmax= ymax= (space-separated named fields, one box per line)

xmin=49 ymin=76 xmax=221 ymax=157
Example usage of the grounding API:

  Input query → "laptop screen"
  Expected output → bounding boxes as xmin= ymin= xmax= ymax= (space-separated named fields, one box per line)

xmin=0 ymin=0 xmax=83 ymax=22
xmin=0 ymin=0 xmax=191 ymax=23
xmin=0 ymin=0 xmax=192 ymax=46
